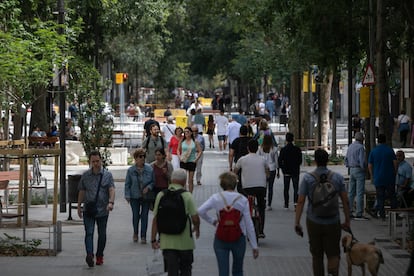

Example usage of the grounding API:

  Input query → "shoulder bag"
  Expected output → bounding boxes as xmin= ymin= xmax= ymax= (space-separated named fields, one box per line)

xmin=84 ymin=173 xmax=103 ymax=217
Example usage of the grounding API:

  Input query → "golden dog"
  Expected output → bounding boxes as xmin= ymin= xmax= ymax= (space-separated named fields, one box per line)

xmin=342 ymin=235 xmax=384 ymax=276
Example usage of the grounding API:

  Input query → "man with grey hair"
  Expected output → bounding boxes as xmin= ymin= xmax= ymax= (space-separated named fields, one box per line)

xmin=345 ymin=132 xmax=368 ymax=220
xmin=151 ymin=168 xmax=200 ymax=275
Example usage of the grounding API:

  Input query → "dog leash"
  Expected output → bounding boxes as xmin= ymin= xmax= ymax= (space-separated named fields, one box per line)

xmin=342 ymin=225 xmax=358 ymax=241
xmin=342 ymin=226 xmax=360 ymax=265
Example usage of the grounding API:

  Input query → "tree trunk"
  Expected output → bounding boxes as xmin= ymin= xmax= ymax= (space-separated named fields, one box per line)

xmin=31 ymin=87 xmax=49 ymax=133
xmin=331 ymin=70 xmax=339 ymax=157
xmin=289 ymin=72 xmax=301 ymax=140
xmin=376 ymin=0 xmax=391 ymax=146
xmin=320 ymin=73 xmax=333 ymax=149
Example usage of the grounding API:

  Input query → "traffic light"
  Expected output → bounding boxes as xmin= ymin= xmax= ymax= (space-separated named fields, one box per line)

xmin=123 ymin=73 xmax=128 ymax=82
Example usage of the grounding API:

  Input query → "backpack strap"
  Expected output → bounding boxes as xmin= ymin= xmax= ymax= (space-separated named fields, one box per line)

xmin=165 ymin=125 xmax=174 ymax=135
xmin=219 ymin=192 xmax=241 ymax=207
xmin=145 ymin=135 xmax=165 ymax=150
xmin=218 ymin=193 xmax=242 ymax=223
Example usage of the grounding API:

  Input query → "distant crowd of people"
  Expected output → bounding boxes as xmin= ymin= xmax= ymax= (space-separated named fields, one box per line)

xmin=61 ymin=91 xmax=414 ymax=275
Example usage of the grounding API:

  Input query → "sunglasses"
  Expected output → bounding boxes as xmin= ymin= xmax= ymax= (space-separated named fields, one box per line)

xmin=137 ymin=155 xmax=146 ymax=159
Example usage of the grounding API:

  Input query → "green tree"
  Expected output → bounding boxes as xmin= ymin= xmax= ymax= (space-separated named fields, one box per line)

xmin=0 ymin=1 xmax=66 ymax=139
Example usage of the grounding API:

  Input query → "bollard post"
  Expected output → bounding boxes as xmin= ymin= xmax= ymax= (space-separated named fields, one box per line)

xmin=53 ymin=221 xmax=62 ymax=252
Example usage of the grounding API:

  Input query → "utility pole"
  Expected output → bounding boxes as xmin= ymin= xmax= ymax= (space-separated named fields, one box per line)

xmin=58 ymin=0 xmax=66 ymax=213
xmin=368 ymin=0 xmax=376 ymax=152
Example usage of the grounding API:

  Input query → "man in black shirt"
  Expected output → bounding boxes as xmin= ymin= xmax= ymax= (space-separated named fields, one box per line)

xmin=278 ymin=132 xmax=302 ymax=209
xmin=143 ymin=112 xmax=160 ymax=141
xmin=229 ymin=125 xmax=250 ymax=192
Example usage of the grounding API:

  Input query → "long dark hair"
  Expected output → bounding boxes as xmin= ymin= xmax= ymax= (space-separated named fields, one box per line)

xmin=182 ymin=126 xmax=195 ymax=143
xmin=261 ymin=135 xmax=274 ymax=153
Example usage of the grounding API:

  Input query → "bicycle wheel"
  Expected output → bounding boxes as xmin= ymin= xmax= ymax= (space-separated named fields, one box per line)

xmin=252 ymin=216 xmax=260 ymax=243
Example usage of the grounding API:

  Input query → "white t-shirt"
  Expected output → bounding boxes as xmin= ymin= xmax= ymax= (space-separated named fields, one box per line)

xmin=226 ymin=121 xmax=241 ymax=145
xmin=258 ymin=147 xmax=278 ymax=171
xmin=162 ymin=123 xmax=176 ymax=143
xmin=235 ymin=153 xmax=268 ymax=188
xmin=398 ymin=114 xmax=410 ymax=124
xmin=258 ymin=102 xmax=266 ymax=115
xmin=215 ymin=115 xmax=229 ymax=136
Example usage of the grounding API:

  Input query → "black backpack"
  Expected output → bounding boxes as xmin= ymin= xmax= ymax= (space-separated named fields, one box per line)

xmin=156 ymin=189 xmax=189 ymax=235
xmin=309 ymin=171 xmax=338 ymax=217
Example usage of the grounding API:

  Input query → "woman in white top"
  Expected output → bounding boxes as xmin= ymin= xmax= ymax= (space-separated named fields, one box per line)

xmin=258 ymin=135 xmax=280 ymax=210
xmin=397 ymin=110 xmax=411 ymax=147
xmin=198 ymin=172 xmax=259 ymax=276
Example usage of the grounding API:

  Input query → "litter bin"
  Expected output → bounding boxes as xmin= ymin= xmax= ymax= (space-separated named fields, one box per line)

xmin=67 ymin=174 xmax=81 ymax=220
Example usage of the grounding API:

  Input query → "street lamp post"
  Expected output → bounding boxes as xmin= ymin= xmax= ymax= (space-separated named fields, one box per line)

xmin=368 ymin=0 xmax=376 ymax=151
xmin=58 ymin=0 xmax=66 ymax=213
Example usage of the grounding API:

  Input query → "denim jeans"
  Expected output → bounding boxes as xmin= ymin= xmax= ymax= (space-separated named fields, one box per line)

xmin=83 ymin=214 xmax=108 ymax=257
xmin=130 ymin=198 xmax=150 ymax=239
xmin=214 ymin=235 xmax=246 ymax=276
xmin=348 ymin=168 xmax=365 ymax=216
xmin=267 ymin=170 xmax=276 ymax=206
xmin=283 ymin=174 xmax=299 ymax=207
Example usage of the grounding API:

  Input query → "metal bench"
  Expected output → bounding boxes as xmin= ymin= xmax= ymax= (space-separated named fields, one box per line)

xmin=386 ymin=207 xmax=414 ymax=249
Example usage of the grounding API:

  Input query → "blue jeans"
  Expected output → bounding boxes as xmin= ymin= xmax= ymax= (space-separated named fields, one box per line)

xmin=283 ymin=174 xmax=299 ymax=207
xmin=83 ymin=214 xmax=108 ymax=257
xmin=348 ymin=168 xmax=365 ymax=216
xmin=214 ymin=235 xmax=246 ymax=276
xmin=267 ymin=170 xmax=276 ymax=206
xmin=130 ymin=198 xmax=150 ymax=239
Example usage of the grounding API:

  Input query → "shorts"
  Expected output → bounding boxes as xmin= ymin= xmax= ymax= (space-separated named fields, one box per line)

xmin=207 ymin=129 xmax=214 ymax=135
xmin=180 ymin=161 xmax=196 ymax=172
xmin=306 ymin=218 xmax=341 ymax=258
xmin=217 ymin=135 xmax=226 ymax=141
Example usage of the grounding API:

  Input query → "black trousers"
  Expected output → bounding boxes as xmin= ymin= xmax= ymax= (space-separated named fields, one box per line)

xmin=163 ymin=249 xmax=194 ymax=276
xmin=243 ymin=186 xmax=266 ymax=234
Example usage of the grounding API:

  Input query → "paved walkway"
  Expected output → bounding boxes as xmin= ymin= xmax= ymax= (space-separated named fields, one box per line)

xmin=0 ymin=146 xmax=411 ymax=275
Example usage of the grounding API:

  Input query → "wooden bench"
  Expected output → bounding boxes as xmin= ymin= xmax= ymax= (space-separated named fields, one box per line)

xmin=295 ymin=139 xmax=317 ymax=151
xmin=0 ymin=169 xmax=47 ymax=208
xmin=28 ymin=136 xmax=59 ymax=148
xmin=112 ymin=130 xmax=131 ymax=148
xmin=386 ymin=207 xmax=414 ymax=249
xmin=0 ymin=202 xmax=26 ymax=239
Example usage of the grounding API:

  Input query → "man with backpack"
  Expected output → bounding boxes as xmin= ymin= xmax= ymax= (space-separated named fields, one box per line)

xmin=142 ymin=123 xmax=167 ymax=163
xmin=151 ymin=168 xmax=200 ymax=276
xmin=294 ymin=149 xmax=351 ymax=276
xmin=142 ymin=112 xmax=160 ymax=140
